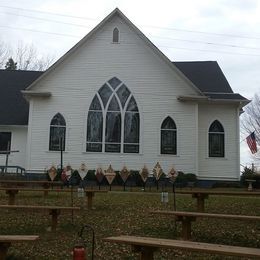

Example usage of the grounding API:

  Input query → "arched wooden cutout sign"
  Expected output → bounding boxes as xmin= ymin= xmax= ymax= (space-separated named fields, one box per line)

xmin=168 ymin=166 xmax=178 ymax=183
xmin=64 ymin=165 xmax=72 ymax=180
xmin=153 ymin=162 xmax=163 ymax=180
xmin=96 ymin=167 xmax=104 ymax=183
xmin=78 ymin=163 xmax=88 ymax=180
xmin=104 ymin=164 xmax=116 ymax=185
xmin=120 ymin=166 xmax=130 ymax=183
xmin=140 ymin=165 xmax=149 ymax=183
xmin=48 ymin=166 xmax=57 ymax=181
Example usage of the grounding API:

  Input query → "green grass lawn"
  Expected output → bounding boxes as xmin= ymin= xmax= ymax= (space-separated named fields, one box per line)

xmin=0 ymin=188 xmax=259 ymax=259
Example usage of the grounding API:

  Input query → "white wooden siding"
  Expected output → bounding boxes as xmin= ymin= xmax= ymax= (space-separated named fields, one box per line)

xmin=24 ymin=14 xmax=241 ymax=180
xmin=26 ymin=15 xmax=198 ymax=174
xmin=198 ymin=103 xmax=240 ymax=180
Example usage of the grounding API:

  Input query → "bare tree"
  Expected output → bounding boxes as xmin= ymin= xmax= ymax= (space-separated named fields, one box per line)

xmin=241 ymin=93 xmax=260 ymax=160
xmin=0 ymin=42 xmax=11 ymax=68
xmin=0 ymin=41 xmax=54 ymax=71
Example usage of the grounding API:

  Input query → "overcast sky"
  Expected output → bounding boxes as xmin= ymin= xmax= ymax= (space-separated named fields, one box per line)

xmin=0 ymin=0 xmax=259 ymax=168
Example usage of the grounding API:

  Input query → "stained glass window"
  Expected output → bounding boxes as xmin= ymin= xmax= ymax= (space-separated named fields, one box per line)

xmin=209 ymin=120 xmax=224 ymax=157
xmin=87 ymin=77 xmax=140 ymax=153
xmin=161 ymin=116 xmax=177 ymax=155
xmin=49 ymin=113 xmax=66 ymax=151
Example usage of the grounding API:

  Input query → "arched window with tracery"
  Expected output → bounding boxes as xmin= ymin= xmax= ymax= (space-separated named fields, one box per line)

xmin=161 ymin=116 xmax=177 ymax=154
xmin=87 ymin=77 xmax=139 ymax=153
xmin=49 ymin=113 xmax=66 ymax=151
xmin=208 ymin=120 xmax=224 ymax=157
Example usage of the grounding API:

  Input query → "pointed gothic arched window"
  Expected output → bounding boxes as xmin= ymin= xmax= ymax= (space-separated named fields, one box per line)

xmin=49 ymin=113 xmax=66 ymax=151
xmin=208 ymin=120 xmax=225 ymax=157
xmin=113 ymin=28 xmax=119 ymax=43
xmin=86 ymin=77 xmax=140 ymax=153
xmin=161 ymin=116 xmax=177 ymax=154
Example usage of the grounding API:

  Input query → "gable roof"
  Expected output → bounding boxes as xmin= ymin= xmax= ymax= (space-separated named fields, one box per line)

xmin=174 ymin=61 xmax=248 ymax=101
xmin=24 ymin=8 xmax=202 ymax=95
xmin=0 ymin=70 xmax=43 ymax=125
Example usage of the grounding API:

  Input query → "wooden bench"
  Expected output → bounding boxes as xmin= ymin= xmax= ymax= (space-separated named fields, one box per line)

xmin=0 ymin=235 xmax=39 ymax=259
xmin=176 ymin=190 xmax=260 ymax=212
xmin=0 ymin=180 xmax=63 ymax=190
xmin=0 ymin=205 xmax=80 ymax=231
xmin=150 ymin=210 xmax=260 ymax=240
xmin=0 ymin=188 xmax=107 ymax=209
xmin=103 ymin=235 xmax=260 ymax=260
xmin=0 ymin=187 xmax=76 ymax=205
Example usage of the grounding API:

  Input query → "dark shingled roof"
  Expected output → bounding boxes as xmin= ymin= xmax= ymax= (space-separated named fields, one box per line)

xmin=0 ymin=61 xmax=248 ymax=125
xmin=0 ymin=70 xmax=43 ymax=125
xmin=173 ymin=61 xmax=248 ymax=101
xmin=174 ymin=61 xmax=233 ymax=93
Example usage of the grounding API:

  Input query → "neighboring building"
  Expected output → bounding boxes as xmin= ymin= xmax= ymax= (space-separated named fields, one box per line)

xmin=0 ymin=8 xmax=249 ymax=181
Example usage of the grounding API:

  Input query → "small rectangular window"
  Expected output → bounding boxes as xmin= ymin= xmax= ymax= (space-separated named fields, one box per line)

xmin=0 ymin=132 xmax=11 ymax=153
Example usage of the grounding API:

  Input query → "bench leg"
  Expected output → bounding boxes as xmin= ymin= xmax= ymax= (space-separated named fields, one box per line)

xmin=86 ymin=192 xmax=94 ymax=210
xmin=133 ymin=245 xmax=157 ymax=260
xmin=0 ymin=242 xmax=11 ymax=259
xmin=192 ymin=194 xmax=208 ymax=212
xmin=6 ymin=190 xmax=18 ymax=205
xmin=181 ymin=219 xmax=192 ymax=240
xmin=49 ymin=209 xmax=61 ymax=231
xmin=197 ymin=197 xmax=205 ymax=212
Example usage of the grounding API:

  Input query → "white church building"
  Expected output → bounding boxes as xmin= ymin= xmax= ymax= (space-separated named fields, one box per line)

xmin=0 ymin=8 xmax=249 ymax=181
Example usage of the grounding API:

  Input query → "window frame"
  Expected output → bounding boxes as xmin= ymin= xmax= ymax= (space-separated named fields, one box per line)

xmin=86 ymin=77 xmax=140 ymax=154
xmin=208 ymin=120 xmax=225 ymax=158
xmin=49 ymin=113 xmax=66 ymax=152
xmin=160 ymin=116 xmax=177 ymax=155
xmin=0 ymin=132 xmax=12 ymax=153
xmin=112 ymin=27 xmax=119 ymax=43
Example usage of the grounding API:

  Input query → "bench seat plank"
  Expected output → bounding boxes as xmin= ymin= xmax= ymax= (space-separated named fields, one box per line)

xmin=0 ymin=204 xmax=80 ymax=210
xmin=150 ymin=210 xmax=260 ymax=221
xmin=0 ymin=235 xmax=39 ymax=242
xmin=103 ymin=235 xmax=260 ymax=258
xmin=175 ymin=191 xmax=260 ymax=212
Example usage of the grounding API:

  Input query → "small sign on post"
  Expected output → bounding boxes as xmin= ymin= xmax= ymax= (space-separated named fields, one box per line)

xmin=168 ymin=166 xmax=178 ymax=210
xmin=140 ymin=165 xmax=149 ymax=191
xmin=161 ymin=192 xmax=169 ymax=203
xmin=104 ymin=164 xmax=116 ymax=191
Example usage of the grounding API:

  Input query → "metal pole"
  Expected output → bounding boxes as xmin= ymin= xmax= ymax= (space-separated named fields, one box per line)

xmin=4 ymin=142 xmax=11 ymax=173
xmin=60 ymin=137 xmax=63 ymax=171
xmin=173 ymin=182 xmax=176 ymax=211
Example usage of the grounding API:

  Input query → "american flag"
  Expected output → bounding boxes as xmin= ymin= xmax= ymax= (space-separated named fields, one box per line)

xmin=246 ymin=132 xmax=258 ymax=154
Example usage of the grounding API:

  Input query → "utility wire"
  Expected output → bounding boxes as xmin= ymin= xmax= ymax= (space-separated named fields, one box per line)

xmin=2 ymin=11 xmax=94 ymax=29
xmin=1 ymin=24 xmax=260 ymax=57
xmin=2 ymin=11 xmax=260 ymax=51
xmin=0 ymin=4 xmax=97 ymax=21
xmin=1 ymin=4 xmax=260 ymax=40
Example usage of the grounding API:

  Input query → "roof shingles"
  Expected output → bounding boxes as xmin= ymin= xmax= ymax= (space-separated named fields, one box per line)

xmin=0 ymin=70 xmax=43 ymax=125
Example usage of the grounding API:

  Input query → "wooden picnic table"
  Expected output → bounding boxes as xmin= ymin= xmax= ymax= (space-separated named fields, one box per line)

xmin=175 ymin=190 xmax=260 ymax=212
xmin=0 ymin=204 xmax=80 ymax=231
xmin=0 ymin=235 xmax=39 ymax=259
